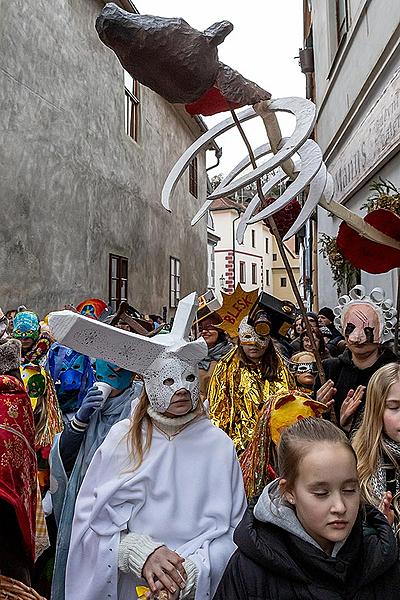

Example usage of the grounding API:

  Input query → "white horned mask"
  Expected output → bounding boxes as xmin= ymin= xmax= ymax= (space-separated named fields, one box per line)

xmin=48 ymin=293 xmax=207 ymax=413
xmin=333 ymin=285 xmax=397 ymax=345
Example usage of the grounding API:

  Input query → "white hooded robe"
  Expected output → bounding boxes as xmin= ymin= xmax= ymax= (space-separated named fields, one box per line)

xmin=65 ymin=415 xmax=246 ymax=600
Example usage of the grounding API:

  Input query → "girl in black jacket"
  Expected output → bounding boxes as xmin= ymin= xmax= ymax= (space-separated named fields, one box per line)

xmin=214 ymin=418 xmax=400 ymax=600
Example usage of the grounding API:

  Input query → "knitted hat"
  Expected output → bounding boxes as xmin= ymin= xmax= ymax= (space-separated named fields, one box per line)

xmin=318 ymin=307 xmax=334 ymax=322
xmin=0 ymin=338 xmax=22 ymax=374
xmin=306 ymin=311 xmax=319 ymax=323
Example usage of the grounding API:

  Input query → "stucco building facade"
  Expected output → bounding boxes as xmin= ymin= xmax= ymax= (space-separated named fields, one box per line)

xmin=303 ymin=0 xmax=400 ymax=307
xmin=0 ymin=0 xmax=211 ymax=317
xmin=209 ymin=198 xmax=300 ymax=304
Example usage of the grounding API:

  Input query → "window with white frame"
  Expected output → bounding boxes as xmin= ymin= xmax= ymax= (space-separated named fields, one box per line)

xmin=265 ymin=268 xmax=270 ymax=286
xmin=239 ymin=261 xmax=246 ymax=284
xmin=124 ymin=70 xmax=140 ymax=141
xmin=170 ymin=257 xmax=181 ymax=308
xmin=251 ymin=263 xmax=257 ymax=285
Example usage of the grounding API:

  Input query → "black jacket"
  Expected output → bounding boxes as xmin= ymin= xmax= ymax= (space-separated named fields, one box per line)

xmin=314 ymin=347 xmax=397 ymax=425
xmin=213 ymin=503 xmax=400 ymax=600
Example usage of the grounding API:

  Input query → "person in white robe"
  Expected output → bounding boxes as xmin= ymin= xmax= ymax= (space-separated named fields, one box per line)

xmin=48 ymin=293 xmax=247 ymax=600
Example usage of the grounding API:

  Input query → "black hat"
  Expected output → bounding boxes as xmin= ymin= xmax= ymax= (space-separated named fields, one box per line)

xmin=194 ymin=290 xmax=223 ymax=327
xmin=318 ymin=306 xmax=334 ymax=322
xmin=248 ymin=293 xmax=296 ymax=337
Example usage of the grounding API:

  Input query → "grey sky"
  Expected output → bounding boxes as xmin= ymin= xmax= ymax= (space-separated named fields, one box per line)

xmin=137 ymin=1 xmax=305 ymax=176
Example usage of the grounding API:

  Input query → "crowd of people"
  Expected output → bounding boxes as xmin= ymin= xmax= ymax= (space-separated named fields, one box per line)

xmin=1 ymin=284 xmax=400 ymax=599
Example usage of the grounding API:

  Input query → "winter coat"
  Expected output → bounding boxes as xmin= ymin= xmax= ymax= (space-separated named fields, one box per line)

xmin=213 ymin=500 xmax=400 ymax=599
xmin=314 ymin=347 xmax=397 ymax=427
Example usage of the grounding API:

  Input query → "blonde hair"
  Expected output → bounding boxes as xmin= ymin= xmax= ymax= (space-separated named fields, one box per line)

xmin=128 ymin=391 xmax=153 ymax=470
xmin=291 ymin=351 xmax=315 ymax=364
xmin=352 ymin=362 xmax=400 ymax=505
xmin=279 ymin=418 xmax=356 ymax=490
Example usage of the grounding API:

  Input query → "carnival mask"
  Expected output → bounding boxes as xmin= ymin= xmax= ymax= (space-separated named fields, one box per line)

xmin=342 ymin=302 xmax=382 ymax=345
xmin=143 ymin=354 xmax=200 ymax=413
xmin=58 ymin=354 xmax=86 ymax=391
xmin=269 ymin=391 xmax=327 ymax=445
xmin=76 ymin=298 xmax=108 ymax=320
xmin=20 ymin=364 xmax=47 ymax=410
xmin=13 ymin=311 xmax=40 ymax=341
xmin=95 ymin=359 xmax=133 ymax=391
xmin=289 ymin=361 xmax=317 ymax=374
xmin=238 ymin=316 xmax=269 ymax=349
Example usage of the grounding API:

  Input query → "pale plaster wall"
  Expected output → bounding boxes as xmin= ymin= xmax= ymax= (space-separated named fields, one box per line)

xmin=0 ymin=0 xmax=208 ymax=317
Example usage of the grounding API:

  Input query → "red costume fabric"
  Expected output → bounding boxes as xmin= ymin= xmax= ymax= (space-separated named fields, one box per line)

xmin=0 ymin=375 xmax=37 ymax=563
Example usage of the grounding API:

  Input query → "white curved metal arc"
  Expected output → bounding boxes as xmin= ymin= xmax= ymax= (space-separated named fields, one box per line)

xmin=236 ymin=168 xmax=288 ymax=244
xmin=247 ymin=139 xmax=323 ymax=224
xmin=162 ymin=97 xmax=316 ymax=211
xmin=162 ymin=106 xmax=257 ymax=211
xmin=192 ymin=143 xmax=276 ymax=226
xmin=323 ymin=171 xmax=334 ymax=203
xmin=283 ymin=163 xmax=327 ymax=241
xmin=215 ymin=143 xmax=272 ymax=191
xmin=207 ymin=97 xmax=316 ymax=201
xmin=191 ymin=199 xmax=216 ymax=226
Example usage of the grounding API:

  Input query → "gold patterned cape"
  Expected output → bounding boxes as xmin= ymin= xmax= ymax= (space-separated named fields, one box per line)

xmin=208 ymin=347 xmax=293 ymax=453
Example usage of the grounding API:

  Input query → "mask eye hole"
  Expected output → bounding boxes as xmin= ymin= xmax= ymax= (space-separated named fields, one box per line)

xmin=73 ymin=365 xmax=80 ymax=370
xmin=186 ymin=374 xmax=195 ymax=382
xmin=163 ymin=378 xmax=174 ymax=386
xmin=344 ymin=323 xmax=356 ymax=337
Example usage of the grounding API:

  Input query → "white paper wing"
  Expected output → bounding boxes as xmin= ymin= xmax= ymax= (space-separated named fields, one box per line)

xmin=48 ymin=310 xmax=166 ymax=373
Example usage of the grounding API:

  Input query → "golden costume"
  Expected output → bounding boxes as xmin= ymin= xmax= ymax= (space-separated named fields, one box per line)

xmin=240 ymin=389 xmax=328 ymax=497
xmin=208 ymin=347 xmax=293 ymax=453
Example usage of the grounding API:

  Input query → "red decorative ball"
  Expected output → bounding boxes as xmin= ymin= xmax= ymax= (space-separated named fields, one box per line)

xmin=262 ymin=197 xmax=302 ymax=238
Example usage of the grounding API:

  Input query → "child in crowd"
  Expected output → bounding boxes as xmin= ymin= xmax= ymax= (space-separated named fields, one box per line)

xmin=352 ymin=362 xmax=400 ymax=537
xmin=49 ymin=293 xmax=246 ymax=600
xmin=289 ymin=351 xmax=317 ymax=394
xmin=214 ymin=418 xmax=400 ymax=599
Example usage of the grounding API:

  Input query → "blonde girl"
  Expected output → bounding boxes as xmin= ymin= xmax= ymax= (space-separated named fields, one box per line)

xmin=214 ymin=418 xmax=400 ymax=599
xmin=352 ymin=362 xmax=400 ymax=535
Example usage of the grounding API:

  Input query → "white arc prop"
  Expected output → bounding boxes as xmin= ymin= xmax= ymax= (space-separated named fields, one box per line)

xmin=162 ymin=96 xmax=400 ymax=251
xmin=162 ymin=97 xmax=316 ymax=213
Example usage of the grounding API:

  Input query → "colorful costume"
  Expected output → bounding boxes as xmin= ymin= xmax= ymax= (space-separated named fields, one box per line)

xmin=0 ymin=374 xmax=37 ymax=566
xmin=20 ymin=364 xmax=63 ymax=451
xmin=46 ymin=343 xmax=95 ymax=416
xmin=208 ymin=345 xmax=292 ymax=453
xmin=240 ymin=390 xmax=327 ymax=497
xmin=76 ymin=297 xmax=107 ymax=320
xmin=13 ymin=311 xmax=52 ymax=366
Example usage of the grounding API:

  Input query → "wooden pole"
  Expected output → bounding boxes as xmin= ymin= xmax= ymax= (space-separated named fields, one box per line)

xmin=230 ymin=109 xmax=326 ymax=384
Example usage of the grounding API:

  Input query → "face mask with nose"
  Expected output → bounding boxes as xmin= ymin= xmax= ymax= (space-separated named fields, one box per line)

xmin=342 ymin=302 xmax=382 ymax=345
xmin=143 ymin=354 xmax=200 ymax=413
xmin=334 ymin=286 xmax=397 ymax=346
